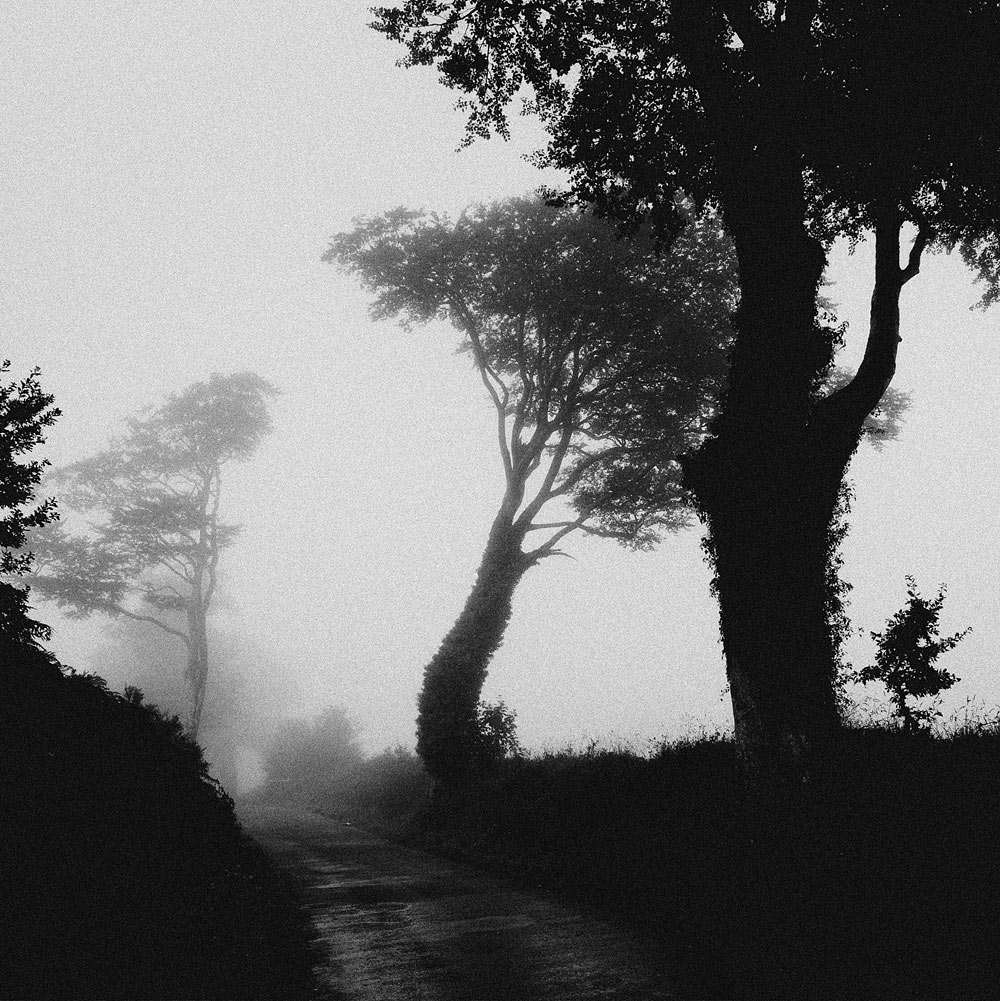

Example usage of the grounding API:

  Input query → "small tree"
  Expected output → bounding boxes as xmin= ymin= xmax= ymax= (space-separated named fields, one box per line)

xmin=856 ymin=577 xmax=970 ymax=733
xmin=0 ymin=362 xmax=59 ymax=649
xmin=476 ymin=699 xmax=523 ymax=767
xmin=22 ymin=372 xmax=277 ymax=737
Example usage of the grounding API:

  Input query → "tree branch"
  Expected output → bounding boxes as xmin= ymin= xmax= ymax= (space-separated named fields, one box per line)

xmin=900 ymin=221 xmax=933 ymax=285
xmin=455 ymin=303 xmax=514 ymax=482
xmin=111 ymin=604 xmax=191 ymax=647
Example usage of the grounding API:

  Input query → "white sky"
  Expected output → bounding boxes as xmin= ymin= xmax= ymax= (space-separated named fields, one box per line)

xmin=3 ymin=2 xmax=998 ymax=754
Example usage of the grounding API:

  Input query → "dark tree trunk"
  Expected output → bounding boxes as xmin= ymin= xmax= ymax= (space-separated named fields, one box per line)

xmin=682 ymin=162 xmax=908 ymax=792
xmin=686 ymin=425 xmax=857 ymax=790
xmin=416 ymin=510 xmax=534 ymax=787
xmin=688 ymin=199 xmax=917 ymax=792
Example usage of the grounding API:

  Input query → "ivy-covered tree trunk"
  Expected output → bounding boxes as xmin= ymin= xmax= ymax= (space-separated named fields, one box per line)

xmin=687 ymin=430 xmax=855 ymax=789
xmin=683 ymin=159 xmax=916 ymax=789
xmin=416 ymin=510 xmax=534 ymax=787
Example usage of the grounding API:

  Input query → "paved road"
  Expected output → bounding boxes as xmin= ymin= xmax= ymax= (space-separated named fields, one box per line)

xmin=241 ymin=803 xmax=678 ymax=1001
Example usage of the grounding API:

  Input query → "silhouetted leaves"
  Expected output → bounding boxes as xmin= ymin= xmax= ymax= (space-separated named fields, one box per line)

xmin=856 ymin=577 xmax=970 ymax=732
xmin=0 ymin=362 xmax=59 ymax=647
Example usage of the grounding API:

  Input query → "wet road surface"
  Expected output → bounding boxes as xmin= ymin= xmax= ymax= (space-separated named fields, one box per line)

xmin=242 ymin=804 xmax=678 ymax=1001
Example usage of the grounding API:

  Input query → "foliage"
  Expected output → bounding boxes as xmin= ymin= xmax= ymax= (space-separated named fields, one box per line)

xmin=0 ymin=645 xmax=319 ymax=999
xmin=476 ymin=698 xmax=523 ymax=765
xmin=22 ymin=372 xmax=277 ymax=735
xmin=374 ymin=1 xmax=1000 ymax=787
xmin=258 ymin=704 xmax=365 ymax=806
xmin=329 ymin=195 xmax=736 ymax=551
xmin=0 ymin=362 xmax=59 ymax=647
xmin=336 ymin=745 xmax=434 ymax=833
xmin=855 ymin=577 xmax=970 ymax=732
xmin=373 ymin=2 xmax=1000 ymax=285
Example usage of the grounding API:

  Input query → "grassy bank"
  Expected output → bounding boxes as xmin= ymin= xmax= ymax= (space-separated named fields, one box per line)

xmin=1 ymin=647 xmax=324 ymax=1000
xmin=280 ymin=721 xmax=1000 ymax=999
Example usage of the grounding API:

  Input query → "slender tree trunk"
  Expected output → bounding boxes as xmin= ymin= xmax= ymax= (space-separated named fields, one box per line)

xmin=186 ymin=596 xmax=209 ymax=740
xmin=416 ymin=510 xmax=534 ymax=786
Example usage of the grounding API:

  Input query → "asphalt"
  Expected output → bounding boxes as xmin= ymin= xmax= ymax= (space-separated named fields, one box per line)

xmin=241 ymin=803 xmax=678 ymax=1001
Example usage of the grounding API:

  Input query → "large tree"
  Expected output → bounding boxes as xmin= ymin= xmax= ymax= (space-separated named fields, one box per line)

xmin=330 ymin=196 xmax=735 ymax=782
xmin=373 ymin=1 xmax=1000 ymax=788
xmin=24 ymin=372 xmax=277 ymax=738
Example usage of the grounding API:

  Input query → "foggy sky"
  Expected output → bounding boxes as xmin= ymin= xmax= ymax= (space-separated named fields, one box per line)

xmin=3 ymin=2 xmax=998 ymax=755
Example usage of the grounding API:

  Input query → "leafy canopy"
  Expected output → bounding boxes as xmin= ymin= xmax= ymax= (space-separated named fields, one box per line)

xmin=26 ymin=372 xmax=277 ymax=623
xmin=373 ymin=1 xmax=1000 ymax=301
xmin=329 ymin=195 xmax=736 ymax=549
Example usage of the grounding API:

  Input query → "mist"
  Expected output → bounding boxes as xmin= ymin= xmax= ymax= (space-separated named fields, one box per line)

xmin=5 ymin=0 xmax=999 ymax=783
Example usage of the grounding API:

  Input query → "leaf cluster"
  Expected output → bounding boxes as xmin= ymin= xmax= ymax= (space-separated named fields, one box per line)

xmin=24 ymin=372 xmax=276 ymax=625
xmin=373 ymin=1 xmax=1000 ymax=300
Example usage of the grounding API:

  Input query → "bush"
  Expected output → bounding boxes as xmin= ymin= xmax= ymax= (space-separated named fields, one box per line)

xmin=0 ymin=645 xmax=320 ymax=1000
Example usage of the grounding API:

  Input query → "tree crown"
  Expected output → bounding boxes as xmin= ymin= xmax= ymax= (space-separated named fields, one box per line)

xmin=373 ymin=1 xmax=1000 ymax=301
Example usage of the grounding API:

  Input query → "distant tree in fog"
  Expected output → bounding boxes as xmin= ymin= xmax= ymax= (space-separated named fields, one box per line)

xmin=258 ymin=705 xmax=364 ymax=806
xmin=22 ymin=372 xmax=277 ymax=738
xmin=0 ymin=362 xmax=59 ymax=649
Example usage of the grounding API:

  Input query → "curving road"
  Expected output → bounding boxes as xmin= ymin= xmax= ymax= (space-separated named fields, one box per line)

xmin=241 ymin=803 xmax=678 ymax=1001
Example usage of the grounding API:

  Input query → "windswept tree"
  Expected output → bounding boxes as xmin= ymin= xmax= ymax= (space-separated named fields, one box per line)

xmin=0 ymin=362 xmax=59 ymax=649
xmin=373 ymin=1 xmax=1000 ymax=788
xmin=330 ymin=197 xmax=735 ymax=782
xmin=23 ymin=372 xmax=277 ymax=738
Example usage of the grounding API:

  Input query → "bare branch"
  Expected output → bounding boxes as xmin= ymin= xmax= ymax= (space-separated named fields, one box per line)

xmin=111 ymin=604 xmax=191 ymax=647
xmin=900 ymin=221 xmax=933 ymax=285
xmin=455 ymin=303 xmax=514 ymax=481
xmin=526 ymin=507 xmax=592 ymax=559
xmin=514 ymin=418 xmax=577 ymax=529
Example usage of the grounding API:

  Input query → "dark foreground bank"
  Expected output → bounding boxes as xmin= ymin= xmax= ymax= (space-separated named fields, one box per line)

xmin=267 ymin=725 xmax=1000 ymax=1000
xmin=0 ymin=647 xmax=323 ymax=1001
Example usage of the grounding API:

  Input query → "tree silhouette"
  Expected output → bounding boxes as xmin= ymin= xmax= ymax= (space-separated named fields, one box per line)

xmin=857 ymin=578 xmax=969 ymax=733
xmin=329 ymin=195 xmax=903 ymax=786
xmin=23 ymin=372 xmax=276 ymax=738
xmin=0 ymin=362 xmax=59 ymax=649
xmin=373 ymin=1 xmax=1000 ymax=788
xmin=330 ymin=196 xmax=734 ymax=783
